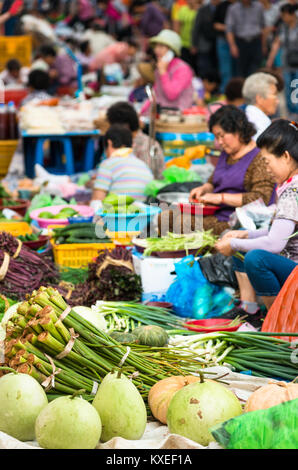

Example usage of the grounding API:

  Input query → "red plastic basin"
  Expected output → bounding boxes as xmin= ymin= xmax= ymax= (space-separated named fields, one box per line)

xmin=179 ymin=202 xmax=221 ymax=216
xmin=184 ymin=318 xmax=241 ymax=333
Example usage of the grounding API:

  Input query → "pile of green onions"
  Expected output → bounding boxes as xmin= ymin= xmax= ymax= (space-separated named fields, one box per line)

xmin=169 ymin=331 xmax=298 ymax=380
xmin=91 ymin=301 xmax=190 ymax=333
xmin=143 ymin=231 xmax=217 ymax=256
xmin=3 ymin=287 xmax=201 ymax=403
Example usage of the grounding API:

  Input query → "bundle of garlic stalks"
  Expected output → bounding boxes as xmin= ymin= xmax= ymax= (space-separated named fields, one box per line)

xmin=2 ymin=287 xmax=202 ymax=403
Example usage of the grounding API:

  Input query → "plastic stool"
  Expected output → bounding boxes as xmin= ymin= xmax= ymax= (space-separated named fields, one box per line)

xmin=23 ymin=130 xmax=99 ymax=178
xmin=35 ymin=136 xmax=75 ymax=175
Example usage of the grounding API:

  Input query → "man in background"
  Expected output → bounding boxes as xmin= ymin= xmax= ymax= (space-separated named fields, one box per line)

xmin=225 ymin=0 xmax=266 ymax=78
xmin=192 ymin=0 xmax=220 ymax=75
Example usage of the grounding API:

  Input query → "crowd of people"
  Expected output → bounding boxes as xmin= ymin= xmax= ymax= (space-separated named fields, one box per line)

xmin=0 ymin=0 xmax=297 ymax=323
xmin=0 ymin=0 xmax=297 ymax=117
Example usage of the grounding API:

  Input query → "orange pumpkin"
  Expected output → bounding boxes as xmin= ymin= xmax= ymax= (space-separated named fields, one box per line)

xmin=148 ymin=375 xmax=201 ymax=424
xmin=244 ymin=380 xmax=298 ymax=413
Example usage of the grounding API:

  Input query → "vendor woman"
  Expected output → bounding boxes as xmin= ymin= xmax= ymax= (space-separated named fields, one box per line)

xmin=140 ymin=29 xmax=194 ymax=113
xmin=215 ymin=119 xmax=298 ymax=316
xmin=188 ymin=105 xmax=276 ymax=236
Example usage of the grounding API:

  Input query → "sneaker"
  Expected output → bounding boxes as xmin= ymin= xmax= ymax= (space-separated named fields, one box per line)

xmin=219 ymin=306 xmax=251 ymax=321
xmin=221 ymin=306 xmax=267 ymax=329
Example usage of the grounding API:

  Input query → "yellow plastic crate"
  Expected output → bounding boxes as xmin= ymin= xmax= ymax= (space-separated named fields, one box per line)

xmin=0 ymin=35 xmax=32 ymax=71
xmin=106 ymin=230 xmax=140 ymax=246
xmin=50 ymin=240 xmax=115 ymax=268
xmin=0 ymin=140 xmax=19 ymax=177
xmin=0 ymin=221 xmax=32 ymax=237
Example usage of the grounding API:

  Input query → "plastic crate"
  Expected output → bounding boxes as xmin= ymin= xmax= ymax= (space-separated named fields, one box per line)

xmin=0 ymin=36 xmax=32 ymax=72
xmin=106 ymin=230 xmax=140 ymax=246
xmin=0 ymin=221 xmax=32 ymax=237
xmin=0 ymin=140 xmax=19 ymax=177
xmin=50 ymin=240 xmax=115 ymax=268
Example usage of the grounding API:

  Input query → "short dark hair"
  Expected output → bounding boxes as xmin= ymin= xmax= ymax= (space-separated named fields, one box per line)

xmin=124 ymin=38 xmax=138 ymax=49
xmin=107 ymin=101 xmax=140 ymax=132
xmin=225 ymin=77 xmax=245 ymax=102
xmin=280 ymin=3 xmax=298 ymax=14
xmin=209 ymin=105 xmax=256 ymax=144
xmin=27 ymin=70 xmax=50 ymax=91
xmin=6 ymin=59 xmax=21 ymax=72
xmin=256 ymin=119 xmax=298 ymax=163
xmin=39 ymin=45 xmax=57 ymax=57
xmin=104 ymin=125 xmax=133 ymax=149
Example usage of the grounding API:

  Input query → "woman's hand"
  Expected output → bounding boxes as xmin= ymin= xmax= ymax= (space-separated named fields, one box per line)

xmin=198 ymin=193 xmax=222 ymax=206
xmin=215 ymin=238 xmax=234 ymax=257
xmin=156 ymin=59 xmax=168 ymax=75
xmin=221 ymin=230 xmax=249 ymax=241
xmin=189 ymin=183 xmax=212 ymax=202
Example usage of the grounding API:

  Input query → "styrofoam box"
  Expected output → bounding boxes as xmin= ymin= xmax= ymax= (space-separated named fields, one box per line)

xmin=133 ymin=254 xmax=177 ymax=302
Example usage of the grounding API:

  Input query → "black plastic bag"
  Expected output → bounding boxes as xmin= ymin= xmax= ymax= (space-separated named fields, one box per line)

xmin=198 ymin=254 xmax=238 ymax=289
xmin=157 ymin=181 xmax=202 ymax=195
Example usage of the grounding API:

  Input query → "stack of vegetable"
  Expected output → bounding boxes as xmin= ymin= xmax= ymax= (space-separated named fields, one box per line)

xmin=0 ymin=232 xmax=60 ymax=300
xmin=89 ymin=300 xmax=189 ymax=335
xmin=2 ymin=286 xmax=201 ymax=403
xmin=140 ymin=230 xmax=218 ymax=256
xmin=169 ymin=331 xmax=298 ymax=380
xmin=0 ymin=368 xmax=149 ymax=448
xmin=18 ymin=232 xmax=42 ymax=243
xmin=102 ymin=193 xmax=144 ymax=214
xmin=38 ymin=207 xmax=79 ymax=220
xmin=66 ymin=246 xmax=143 ymax=306
xmin=51 ymin=223 xmax=111 ymax=245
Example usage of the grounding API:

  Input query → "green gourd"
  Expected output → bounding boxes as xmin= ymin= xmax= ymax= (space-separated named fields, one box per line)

xmin=132 ymin=325 xmax=169 ymax=347
xmin=109 ymin=332 xmax=138 ymax=343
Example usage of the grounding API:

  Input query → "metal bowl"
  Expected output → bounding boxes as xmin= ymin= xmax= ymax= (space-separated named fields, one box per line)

xmin=156 ymin=192 xmax=190 ymax=205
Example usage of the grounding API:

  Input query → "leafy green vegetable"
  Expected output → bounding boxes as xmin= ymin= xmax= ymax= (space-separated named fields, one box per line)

xmin=143 ymin=230 xmax=218 ymax=256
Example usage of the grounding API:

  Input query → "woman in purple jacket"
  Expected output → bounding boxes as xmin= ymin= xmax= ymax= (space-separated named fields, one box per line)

xmin=188 ymin=105 xmax=276 ymax=235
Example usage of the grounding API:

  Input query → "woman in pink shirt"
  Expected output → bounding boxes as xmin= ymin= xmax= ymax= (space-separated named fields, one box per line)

xmin=141 ymin=29 xmax=194 ymax=113
xmin=89 ymin=40 xmax=138 ymax=71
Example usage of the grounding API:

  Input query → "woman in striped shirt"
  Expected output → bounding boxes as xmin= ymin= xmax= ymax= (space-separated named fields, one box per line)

xmin=92 ymin=125 xmax=153 ymax=203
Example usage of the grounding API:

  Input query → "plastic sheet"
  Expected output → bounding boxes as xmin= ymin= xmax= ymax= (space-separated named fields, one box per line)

xmin=211 ymin=399 xmax=298 ymax=449
xmin=229 ymin=198 xmax=276 ymax=231
xmin=261 ymin=266 xmax=298 ymax=342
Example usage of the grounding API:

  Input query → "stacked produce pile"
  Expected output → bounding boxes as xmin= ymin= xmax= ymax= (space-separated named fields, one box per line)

xmin=2 ymin=286 xmax=202 ymax=404
xmin=102 ymin=193 xmax=145 ymax=215
xmin=169 ymin=331 xmax=298 ymax=380
xmin=88 ymin=301 xmax=189 ymax=335
xmin=136 ymin=230 xmax=218 ymax=257
xmin=52 ymin=223 xmax=112 ymax=245
xmin=65 ymin=246 xmax=143 ymax=305
xmin=0 ymin=232 xmax=60 ymax=300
